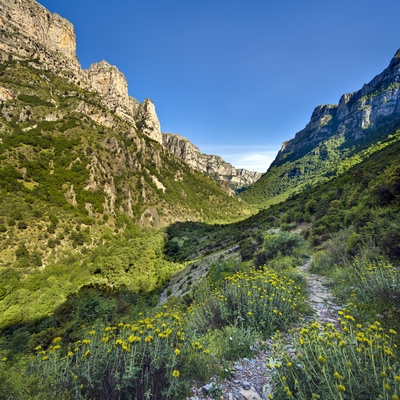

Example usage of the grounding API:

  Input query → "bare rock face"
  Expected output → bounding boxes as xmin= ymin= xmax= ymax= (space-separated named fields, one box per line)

xmin=86 ymin=60 xmax=137 ymax=125
xmin=273 ymin=48 xmax=400 ymax=165
xmin=135 ymin=98 xmax=162 ymax=143
xmin=0 ymin=0 xmax=164 ymax=144
xmin=0 ymin=86 xmax=16 ymax=103
xmin=87 ymin=61 xmax=129 ymax=106
xmin=85 ymin=62 xmax=162 ymax=143
xmin=162 ymin=133 xmax=261 ymax=192
xmin=0 ymin=0 xmax=80 ymax=70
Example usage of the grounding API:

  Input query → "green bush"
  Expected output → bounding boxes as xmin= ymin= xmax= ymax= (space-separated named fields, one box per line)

xmin=47 ymin=238 xmax=60 ymax=248
xmin=207 ymin=258 xmax=241 ymax=286
xmin=203 ymin=324 xmax=259 ymax=361
xmin=239 ymin=240 xmax=257 ymax=261
xmin=80 ymin=216 xmax=93 ymax=226
xmin=15 ymin=243 xmax=29 ymax=259
xmin=17 ymin=221 xmax=27 ymax=230
xmin=332 ymin=257 xmax=400 ymax=330
xmin=17 ymin=94 xmax=54 ymax=107
xmin=19 ymin=307 xmax=205 ymax=399
xmin=254 ymin=250 xmax=268 ymax=267
xmin=263 ymin=231 xmax=305 ymax=259
xmin=0 ymin=357 xmax=70 ymax=400
xmin=54 ymin=288 xmax=118 ymax=325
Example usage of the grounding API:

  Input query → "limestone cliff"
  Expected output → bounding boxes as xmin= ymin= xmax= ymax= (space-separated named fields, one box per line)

xmin=0 ymin=0 xmax=253 ymax=193
xmin=0 ymin=0 xmax=163 ymax=143
xmin=162 ymin=132 xmax=261 ymax=193
xmin=0 ymin=0 xmax=80 ymax=74
xmin=0 ymin=0 xmax=251 ymax=227
xmin=134 ymin=98 xmax=162 ymax=143
xmin=272 ymin=49 xmax=400 ymax=167
xmin=242 ymin=48 xmax=400 ymax=207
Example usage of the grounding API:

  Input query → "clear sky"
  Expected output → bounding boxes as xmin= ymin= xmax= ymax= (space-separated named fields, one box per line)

xmin=38 ymin=0 xmax=400 ymax=172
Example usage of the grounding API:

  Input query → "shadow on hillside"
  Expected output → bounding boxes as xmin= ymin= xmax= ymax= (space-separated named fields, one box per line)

xmin=164 ymin=216 xmax=269 ymax=262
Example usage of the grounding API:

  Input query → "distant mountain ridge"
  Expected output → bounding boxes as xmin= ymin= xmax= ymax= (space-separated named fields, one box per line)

xmin=241 ymin=48 xmax=400 ymax=207
xmin=162 ymin=133 xmax=261 ymax=193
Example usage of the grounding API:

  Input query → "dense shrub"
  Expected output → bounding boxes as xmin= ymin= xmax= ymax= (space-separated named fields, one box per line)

xmin=332 ymin=257 xmax=400 ymax=330
xmin=13 ymin=307 xmax=206 ymax=400
xmin=263 ymin=231 xmax=305 ymax=259
xmin=202 ymin=324 xmax=259 ymax=361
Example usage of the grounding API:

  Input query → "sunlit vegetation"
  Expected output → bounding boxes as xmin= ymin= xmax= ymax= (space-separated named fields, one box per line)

xmin=270 ymin=257 xmax=400 ymax=399
xmin=0 ymin=55 xmax=251 ymax=351
xmin=188 ymin=267 xmax=307 ymax=336
xmin=0 ymin=257 xmax=309 ymax=399
xmin=167 ymin=135 xmax=400 ymax=267
xmin=241 ymin=123 xmax=400 ymax=208
xmin=0 ymin=224 xmax=183 ymax=330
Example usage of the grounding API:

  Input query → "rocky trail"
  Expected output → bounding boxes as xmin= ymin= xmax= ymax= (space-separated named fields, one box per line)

xmin=189 ymin=259 xmax=343 ymax=400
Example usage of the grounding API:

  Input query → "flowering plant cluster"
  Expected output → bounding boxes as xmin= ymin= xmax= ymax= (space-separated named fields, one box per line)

xmin=28 ymin=305 xmax=206 ymax=399
xmin=269 ymin=257 xmax=400 ymax=399
xmin=188 ymin=266 xmax=306 ymax=337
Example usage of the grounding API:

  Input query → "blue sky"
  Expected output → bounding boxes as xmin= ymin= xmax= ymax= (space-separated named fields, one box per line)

xmin=39 ymin=0 xmax=400 ymax=172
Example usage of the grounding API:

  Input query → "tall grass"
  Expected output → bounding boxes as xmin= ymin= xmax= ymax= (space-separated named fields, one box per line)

xmin=269 ymin=318 xmax=399 ymax=399
xmin=332 ymin=257 xmax=400 ymax=332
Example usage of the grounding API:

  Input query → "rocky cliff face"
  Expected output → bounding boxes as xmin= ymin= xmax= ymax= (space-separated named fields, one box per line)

xmin=84 ymin=60 xmax=162 ymax=142
xmin=273 ymin=49 xmax=400 ymax=166
xmin=0 ymin=0 xmax=80 ymax=73
xmin=0 ymin=0 xmax=254 ymax=198
xmin=135 ymin=98 xmax=162 ymax=143
xmin=242 ymin=48 xmax=400 ymax=207
xmin=0 ymin=0 xmax=251 ymax=227
xmin=162 ymin=133 xmax=261 ymax=193
xmin=0 ymin=0 xmax=163 ymax=143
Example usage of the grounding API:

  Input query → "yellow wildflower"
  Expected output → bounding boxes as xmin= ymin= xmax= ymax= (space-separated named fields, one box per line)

xmin=172 ymin=370 xmax=179 ymax=378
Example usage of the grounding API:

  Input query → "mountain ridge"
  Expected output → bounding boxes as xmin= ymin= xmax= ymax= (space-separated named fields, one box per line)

xmin=0 ymin=0 xmax=260 ymax=192
xmin=0 ymin=0 xmax=254 ymax=230
xmin=162 ymin=132 xmax=261 ymax=194
xmin=241 ymin=47 xmax=400 ymax=207
xmin=274 ymin=48 xmax=400 ymax=165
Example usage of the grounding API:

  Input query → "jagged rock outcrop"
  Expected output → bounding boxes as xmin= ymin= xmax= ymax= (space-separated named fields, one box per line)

xmin=162 ymin=132 xmax=261 ymax=192
xmin=84 ymin=61 xmax=162 ymax=142
xmin=0 ymin=0 xmax=81 ymax=73
xmin=272 ymin=49 xmax=400 ymax=166
xmin=242 ymin=48 xmax=400 ymax=207
xmin=0 ymin=0 xmax=253 ymax=205
xmin=134 ymin=98 xmax=162 ymax=143
xmin=86 ymin=60 xmax=136 ymax=124
xmin=0 ymin=0 xmax=163 ymax=143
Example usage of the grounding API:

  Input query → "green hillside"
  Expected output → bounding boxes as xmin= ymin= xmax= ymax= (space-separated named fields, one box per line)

xmin=1 ymin=2 xmax=400 ymax=399
xmin=167 ymin=128 xmax=400 ymax=266
xmin=0 ymin=57 xmax=254 ymax=328
xmin=2 ymin=102 xmax=400 ymax=400
xmin=241 ymin=119 xmax=400 ymax=207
